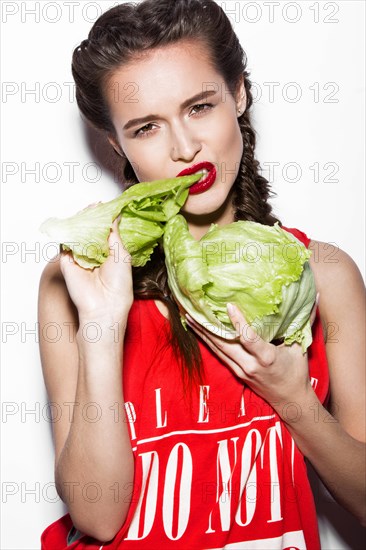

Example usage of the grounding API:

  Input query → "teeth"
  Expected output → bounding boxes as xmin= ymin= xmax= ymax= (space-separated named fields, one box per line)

xmin=198 ymin=168 xmax=208 ymax=181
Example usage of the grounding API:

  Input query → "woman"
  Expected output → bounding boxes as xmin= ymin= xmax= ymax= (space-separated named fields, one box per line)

xmin=39 ymin=0 xmax=365 ymax=548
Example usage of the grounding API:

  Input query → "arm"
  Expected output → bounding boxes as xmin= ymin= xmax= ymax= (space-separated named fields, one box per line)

xmin=38 ymin=225 xmax=134 ymax=541
xmin=185 ymin=240 xmax=366 ymax=524
xmin=284 ymin=240 xmax=366 ymax=524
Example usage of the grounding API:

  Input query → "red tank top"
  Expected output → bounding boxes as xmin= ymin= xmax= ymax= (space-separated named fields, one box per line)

xmin=41 ymin=226 xmax=329 ymax=549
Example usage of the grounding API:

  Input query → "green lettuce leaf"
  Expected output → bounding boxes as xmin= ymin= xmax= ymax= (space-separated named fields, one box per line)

xmin=163 ymin=214 xmax=316 ymax=352
xmin=39 ymin=173 xmax=202 ymax=268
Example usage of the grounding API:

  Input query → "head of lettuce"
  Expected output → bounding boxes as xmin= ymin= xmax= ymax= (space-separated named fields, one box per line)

xmin=163 ymin=215 xmax=316 ymax=353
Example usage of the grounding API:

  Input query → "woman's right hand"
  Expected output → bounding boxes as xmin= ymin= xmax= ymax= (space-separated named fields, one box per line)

xmin=59 ymin=219 xmax=133 ymax=324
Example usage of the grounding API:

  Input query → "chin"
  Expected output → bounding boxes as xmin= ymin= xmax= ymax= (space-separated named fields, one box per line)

xmin=181 ymin=205 xmax=221 ymax=219
xmin=182 ymin=188 xmax=235 ymax=219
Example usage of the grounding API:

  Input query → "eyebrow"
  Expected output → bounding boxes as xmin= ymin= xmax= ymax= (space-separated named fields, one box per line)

xmin=122 ymin=89 xmax=218 ymax=131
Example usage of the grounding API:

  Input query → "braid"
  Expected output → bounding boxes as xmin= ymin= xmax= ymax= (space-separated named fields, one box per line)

xmin=132 ymin=244 xmax=204 ymax=390
xmin=233 ymin=74 xmax=279 ymax=226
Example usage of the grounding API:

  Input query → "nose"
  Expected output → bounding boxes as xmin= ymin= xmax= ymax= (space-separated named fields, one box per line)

xmin=170 ymin=122 xmax=202 ymax=162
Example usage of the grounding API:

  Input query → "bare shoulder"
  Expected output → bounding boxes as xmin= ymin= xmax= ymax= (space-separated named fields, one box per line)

xmin=308 ymin=239 xmax=365 ymax=323
xmin=39 ymin=253 xmax=63 ymax=288
xmin=38 ymin=254 xmax=64 ymax=309
xmin=38 ymin=254 xmax=78 ymax=333
xmin=38 ymin=254 xmax=76 ymax=316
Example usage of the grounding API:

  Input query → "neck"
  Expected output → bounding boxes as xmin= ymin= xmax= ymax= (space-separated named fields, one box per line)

xmin=183 ymin=189 xmax=236 ymax=241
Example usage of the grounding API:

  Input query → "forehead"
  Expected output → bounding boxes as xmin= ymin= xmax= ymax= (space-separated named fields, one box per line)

xmin=104 ymin=40 xmax=224 ymax=115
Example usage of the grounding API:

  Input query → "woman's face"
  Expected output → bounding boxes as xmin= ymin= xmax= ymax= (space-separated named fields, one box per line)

xmin=105 ymin=40 xmax=246 ymax=234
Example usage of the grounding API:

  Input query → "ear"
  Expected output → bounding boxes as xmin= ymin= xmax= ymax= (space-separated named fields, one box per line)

xmin=235 ymin=76 xmax=247 ymax=116
xmin=107 ymin=134 xmax=126 ymax=158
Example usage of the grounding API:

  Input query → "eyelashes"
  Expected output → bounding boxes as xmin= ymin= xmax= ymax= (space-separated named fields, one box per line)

xmin=133 ymin=103 xmax=214 ymax=138
xmin=190 ymin=102 xmax=213 ymax=115
xmin=134 ymin=122 xmax=155 ymax=138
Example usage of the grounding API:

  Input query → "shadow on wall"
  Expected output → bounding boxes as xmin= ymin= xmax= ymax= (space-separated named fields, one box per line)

xmin=307 ymin=461 xmax=366 ymax=549
xmin=83 ymin=122 xmax=128 ymax=191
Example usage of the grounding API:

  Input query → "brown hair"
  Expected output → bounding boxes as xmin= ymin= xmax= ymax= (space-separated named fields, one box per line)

xmin=71 ymin=0 xmax=280 ymax=387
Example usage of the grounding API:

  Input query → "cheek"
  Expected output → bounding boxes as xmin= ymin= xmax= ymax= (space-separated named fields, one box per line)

xmin=234 ymin=125 xmax=244 ymax=162
xmin=217 ymin=118 xmax=243 ymax=166
xmin=123 ymin=143 xmax=164 ymax=181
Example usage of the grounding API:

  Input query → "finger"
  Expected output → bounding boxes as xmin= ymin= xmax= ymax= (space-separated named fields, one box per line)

xmin=107 ymin=220 xmax=131 ymax=264
xmin=185 ymin=315 xmax=225 ymax=350
xmin=59 ymin=250 xmax=81 ymax=278
xmin=186 ymin=315 xmax=254 ymax=368
xmin=185 ymin=314 xmax=242 ymax=351
xmin=227 ymin=303 xmax=274 ymax=362
xmin=186 ymin=319 xmax=246 ymax=380
xmin=111 ymin=217 xmax=121 ymax=232
xmin=114 ymin=213 xmax=122 ymax=225
xmin=59 ymin=250 xmax=72 ymax=269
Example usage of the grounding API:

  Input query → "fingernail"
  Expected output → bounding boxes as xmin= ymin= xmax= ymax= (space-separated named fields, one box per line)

xmin=315 ymin=292 xmax=320 ymax=306
xmin=227 ymin=303 xmax=236 ymax=316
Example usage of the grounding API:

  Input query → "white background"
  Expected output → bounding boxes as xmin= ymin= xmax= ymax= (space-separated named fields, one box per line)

xmin=1 ymin=0 xmax=365 ymax=548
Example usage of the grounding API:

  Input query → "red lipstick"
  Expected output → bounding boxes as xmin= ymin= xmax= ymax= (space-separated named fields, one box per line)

xmin=177 ymin=162 xmax=217 ymax=195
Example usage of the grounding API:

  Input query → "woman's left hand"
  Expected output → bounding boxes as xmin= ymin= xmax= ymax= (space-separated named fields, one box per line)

xmin=186 ymin=300 xmax=318 ymax=420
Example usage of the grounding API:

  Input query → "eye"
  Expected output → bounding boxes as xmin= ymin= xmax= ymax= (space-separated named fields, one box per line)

xmin=134 ymin=123 xmax=156 ymax=138
xmin=190 ymin=103 xmax=214 ymax=116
